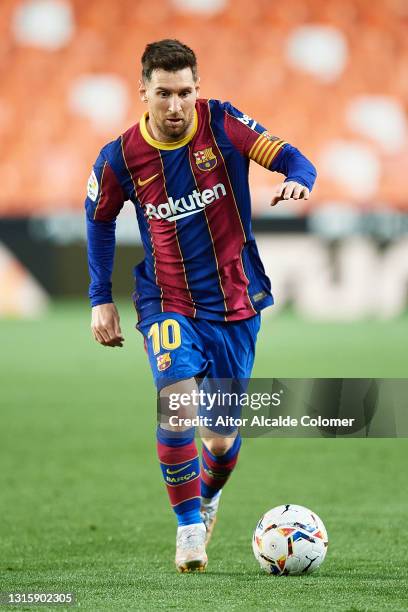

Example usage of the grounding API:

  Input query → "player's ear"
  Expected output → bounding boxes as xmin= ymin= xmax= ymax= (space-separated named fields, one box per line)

xmin=139 ymin=78 xmax=148 ymax=103
xmin=195 ymin=76 xmax=200 ymax=97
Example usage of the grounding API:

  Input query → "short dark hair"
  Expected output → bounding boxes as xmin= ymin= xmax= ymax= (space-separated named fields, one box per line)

xmin=141 ymin=39 xmax=198 ymax=82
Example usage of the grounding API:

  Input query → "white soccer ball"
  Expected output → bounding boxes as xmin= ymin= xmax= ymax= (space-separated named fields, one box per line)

xmin=252 ymin=504 xmax=328 ymax=575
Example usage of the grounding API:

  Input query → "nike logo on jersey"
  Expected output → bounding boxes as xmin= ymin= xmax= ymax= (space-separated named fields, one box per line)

xmin=145 ymin=182 xmax=227 ymax=221
xmin=166 ymin=463 xmax=192 ymax=475
xmin=138 ymin=173 xmax=159 ymax=187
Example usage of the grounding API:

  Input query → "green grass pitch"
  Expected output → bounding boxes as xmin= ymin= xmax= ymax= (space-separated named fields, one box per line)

xmin=1 ymin=301 xmax=407 ymax=611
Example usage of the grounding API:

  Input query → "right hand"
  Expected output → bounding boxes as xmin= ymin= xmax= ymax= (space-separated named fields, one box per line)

xmin=91 ymin=303 xmax=124 ymax=348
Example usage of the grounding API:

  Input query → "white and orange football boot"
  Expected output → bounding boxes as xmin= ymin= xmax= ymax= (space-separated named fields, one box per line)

xmin=201 ymin=490 xmax=222 ymax=545
xmin=175 ymin=523 xmax=208 ymax=573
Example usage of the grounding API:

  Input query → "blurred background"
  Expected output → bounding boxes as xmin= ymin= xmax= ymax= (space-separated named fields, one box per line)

xmin=1 ymin=5 xmax=407 ymax=605
xmin=0 ymin=0 xmax=408 ymax=320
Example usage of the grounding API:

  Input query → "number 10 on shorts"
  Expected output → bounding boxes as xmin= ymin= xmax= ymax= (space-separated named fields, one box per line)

xmin=148 ymin=319 xmax=181 ymax=355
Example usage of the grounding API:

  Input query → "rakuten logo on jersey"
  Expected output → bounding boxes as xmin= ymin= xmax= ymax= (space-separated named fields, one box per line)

xmin=145 ymin=183 xmax=227 ymax=221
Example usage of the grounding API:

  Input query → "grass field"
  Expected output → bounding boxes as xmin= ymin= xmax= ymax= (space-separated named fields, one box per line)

xmin=1 ymin=301 xmax=408 ymax=611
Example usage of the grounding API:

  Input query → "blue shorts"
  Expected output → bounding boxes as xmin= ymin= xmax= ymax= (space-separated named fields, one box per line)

xmin=137 ymin=312 xmax=261 ymax=392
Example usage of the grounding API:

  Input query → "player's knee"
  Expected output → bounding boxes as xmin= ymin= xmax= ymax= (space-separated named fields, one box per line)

xmin=159 ymin=378 xmax=198 ymax=432
xmin=203 ymin=435 xmax=235 ymax=456
xmin=160 ymin=421 xmax=192 ymax=433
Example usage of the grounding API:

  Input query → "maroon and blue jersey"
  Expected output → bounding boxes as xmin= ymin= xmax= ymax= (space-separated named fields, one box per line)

xmin=85 ymin=98 xmax=316 ymax=322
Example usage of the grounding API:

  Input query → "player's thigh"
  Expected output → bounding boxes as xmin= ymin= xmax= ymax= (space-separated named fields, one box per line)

xmin=137 ymin=312 xmax=207 ymax=392
xmin=217 ymin=313 xmax=261 ymax=379
xmin=198 ymin=315 xmax=261 ymax=438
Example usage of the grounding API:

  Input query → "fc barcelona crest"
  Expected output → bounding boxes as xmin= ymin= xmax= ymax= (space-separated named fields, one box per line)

xmin=157 ymin=352 xmax=171 ymax=372
xmin=193 ymin=147 xmax=217 ymax=171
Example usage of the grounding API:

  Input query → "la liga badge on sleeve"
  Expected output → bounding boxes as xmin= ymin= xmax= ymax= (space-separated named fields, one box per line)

xmin=87 ymin=170 xmax=99 ymax=202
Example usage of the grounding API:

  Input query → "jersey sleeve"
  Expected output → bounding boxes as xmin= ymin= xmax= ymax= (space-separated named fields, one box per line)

xmin=222 ymin=102 xmax=288 ymax=170
xmin=222 ymin=101 xmax=316 ymax=191
xmin=85 ymin=148 xmax=126 ymax=307
xmin=85 ymin=149 xmax=125 ymax=222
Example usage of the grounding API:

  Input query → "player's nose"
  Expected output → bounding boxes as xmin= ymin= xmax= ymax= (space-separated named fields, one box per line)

xmin=168 ymin=94 xmax=182 ymax=113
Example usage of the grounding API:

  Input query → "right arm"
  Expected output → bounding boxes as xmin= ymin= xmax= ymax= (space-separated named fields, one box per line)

xmin=85 ymin=152 xmax=125 ymax=347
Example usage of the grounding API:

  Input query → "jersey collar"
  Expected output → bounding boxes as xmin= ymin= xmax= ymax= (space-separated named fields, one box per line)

xmin=139 ymin=110 xmax=198 ymax=150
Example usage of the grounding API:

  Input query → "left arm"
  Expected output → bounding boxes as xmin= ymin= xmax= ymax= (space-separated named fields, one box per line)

xmin=222 ymin=103 xmax=317 ymax=206
xmin=269 ymin=144 xmax=317 ymax=206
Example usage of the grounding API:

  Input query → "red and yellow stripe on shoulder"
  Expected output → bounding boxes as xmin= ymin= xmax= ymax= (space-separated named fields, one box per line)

xmin=248 ymin=132 xmax=287 ymax=169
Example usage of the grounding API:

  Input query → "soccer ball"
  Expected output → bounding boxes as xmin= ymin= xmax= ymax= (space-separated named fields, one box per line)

xmin=252 ymin=504 xmax=328 ymax=575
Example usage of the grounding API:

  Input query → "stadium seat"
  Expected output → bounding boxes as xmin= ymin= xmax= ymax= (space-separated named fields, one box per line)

xmin=0 ymin=0 xmax=407 ymax=214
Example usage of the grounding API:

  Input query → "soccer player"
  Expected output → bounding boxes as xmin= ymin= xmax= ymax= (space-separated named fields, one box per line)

xmin=85 ymin=39 xmax=316 ymax=572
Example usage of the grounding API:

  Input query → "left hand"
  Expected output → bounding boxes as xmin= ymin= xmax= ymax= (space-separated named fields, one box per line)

xmin=271 ymin=181 xmax=310 ymax=207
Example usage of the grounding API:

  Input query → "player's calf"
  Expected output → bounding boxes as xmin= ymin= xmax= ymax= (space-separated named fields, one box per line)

xmin=199 ymin=433 xmax=242 ymax=543
xmin=156 ymin=378 xmax=208 ymax=571
xmin=157 ymin=425 xmax=202 ymax=526
xmin=200 ymin=433 xmax=242 ymax=498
